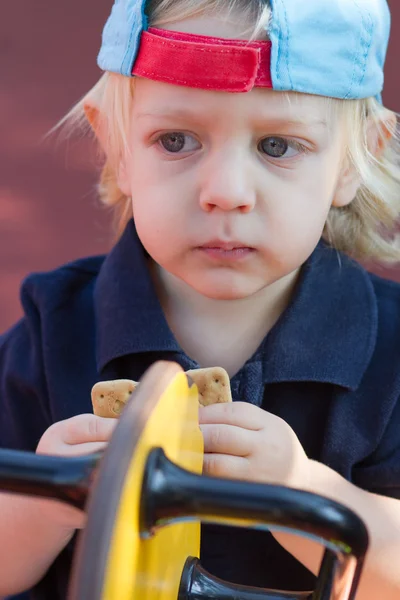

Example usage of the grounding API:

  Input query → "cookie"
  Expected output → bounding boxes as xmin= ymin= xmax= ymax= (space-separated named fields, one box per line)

xmin=91 ymin=379 xmax=138 ymax=418
xmin=186 ymin=367 xmax=232 ymax=406
xmin=91 ymin=367 xmax=232 ymax=418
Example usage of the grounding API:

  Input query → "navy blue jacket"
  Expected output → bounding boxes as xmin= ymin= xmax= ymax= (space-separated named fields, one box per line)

xmin=2 ymin=219 xmax=400 ymax=598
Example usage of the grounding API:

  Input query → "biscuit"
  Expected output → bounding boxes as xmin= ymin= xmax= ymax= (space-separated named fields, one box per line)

xmin=91 ymin=367 xmax=232 ymax=418
xmin=186 ymin=367 xmax=232 ymax=406
xmin=91 ymin=379 xmax=138 ymax=418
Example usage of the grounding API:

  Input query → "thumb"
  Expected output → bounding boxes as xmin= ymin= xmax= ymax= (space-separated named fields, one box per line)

xmin=63 ymin=414 xmax=118 ymax=445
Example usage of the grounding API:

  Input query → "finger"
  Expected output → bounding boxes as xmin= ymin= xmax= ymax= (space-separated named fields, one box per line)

xmin=203 ymin=453 xmax=249 ymax=479
xmin=38 ymin=441 xmax=109 ymax=458
xmin=63 ymin=414 xmax=118 ymax=445
xmin=201 ymin=424 xmax=254 ymax=457
xmin=199 ymin=402 xmax=264 ymax=431
xmin=61 ymin=441 xmax=109 ymax=457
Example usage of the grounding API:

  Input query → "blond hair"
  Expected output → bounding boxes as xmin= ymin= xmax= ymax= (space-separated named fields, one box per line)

xmin=59 ymin=0 xmax=400 ymax=262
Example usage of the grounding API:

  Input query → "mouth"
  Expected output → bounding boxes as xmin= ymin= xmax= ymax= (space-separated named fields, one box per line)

xmin=201 ymin=240 xmax=252 ymax=250
xmin=197 ymin=241 xmax=255 ymax=261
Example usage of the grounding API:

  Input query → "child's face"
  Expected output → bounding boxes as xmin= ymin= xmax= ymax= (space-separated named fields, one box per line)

xmin=118 ymin=18 xmax=357 ymax=301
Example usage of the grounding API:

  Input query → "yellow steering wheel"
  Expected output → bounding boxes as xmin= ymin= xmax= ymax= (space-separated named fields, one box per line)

xmin=67 ymin=361 xmax=369 ymax=600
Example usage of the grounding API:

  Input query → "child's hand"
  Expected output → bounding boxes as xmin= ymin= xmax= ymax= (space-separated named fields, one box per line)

xmin=35 ymin=414 xmax=117 ymax=530
xmin=199 ymin=403 xmax=309 ymax=489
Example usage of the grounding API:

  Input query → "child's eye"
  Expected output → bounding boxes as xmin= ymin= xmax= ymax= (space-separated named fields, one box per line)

xmin=258 ymin=136 xmax=307 ymax=159
xmin=158 ymin=132 xmax=201 ymax=154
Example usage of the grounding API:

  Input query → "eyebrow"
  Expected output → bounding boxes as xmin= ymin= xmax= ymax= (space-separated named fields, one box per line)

xmin=136 ymin=108 xmax=208 ymax=124
xmin=266 ymin=117 xmax=329 ymax=129
xmin=136 ymin=109 xmax=329 ymax=129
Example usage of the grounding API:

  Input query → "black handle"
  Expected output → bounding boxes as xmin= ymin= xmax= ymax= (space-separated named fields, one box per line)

xmin=141 ymin=448 xmax=369 ymax=600
xmin=179 ymin=557 xmax=313 ymax=600
xmin=0 ymin=449 xmax=100 ymax=509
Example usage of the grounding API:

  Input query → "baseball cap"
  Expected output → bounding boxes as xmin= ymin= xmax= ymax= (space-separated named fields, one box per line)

xmin=97 ymin=0 xmax=391 ymax=102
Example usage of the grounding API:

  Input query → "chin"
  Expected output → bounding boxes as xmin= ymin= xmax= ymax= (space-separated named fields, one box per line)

xmin=192 ymin=281 xmax=257 ymax=301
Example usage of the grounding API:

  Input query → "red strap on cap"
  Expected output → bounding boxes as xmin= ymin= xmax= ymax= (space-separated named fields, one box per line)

xmin=132 ymin=27 xmax=272 ymax=92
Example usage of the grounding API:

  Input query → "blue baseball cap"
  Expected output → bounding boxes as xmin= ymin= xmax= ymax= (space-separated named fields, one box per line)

xmin=97 ymin=0 xmax=391 ymax=102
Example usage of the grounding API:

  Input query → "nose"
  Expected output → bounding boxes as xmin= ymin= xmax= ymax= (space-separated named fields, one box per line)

xmin=198 ymin=147 xmax=257 ymax=213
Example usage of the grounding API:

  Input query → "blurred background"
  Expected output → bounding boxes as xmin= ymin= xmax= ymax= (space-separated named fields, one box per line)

xmin=1 ymin=0 xmax=400 ymax=333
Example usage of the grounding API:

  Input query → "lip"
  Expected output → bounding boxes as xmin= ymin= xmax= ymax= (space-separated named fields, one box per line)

xmin=199 ymin=240 xmax=254 ymax=251
xmin=196 ymin=241 xmax=255 ymax=262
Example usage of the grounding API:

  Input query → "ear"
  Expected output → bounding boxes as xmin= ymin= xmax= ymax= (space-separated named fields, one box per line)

xmin=332 ymin=109 xmax=397 ymax=209
xmin=84 ymin=102 xmax=132 ymax=197
xmin=366 ymin=108 xmax=397 ymax=158
xmin=84 ymin=103 xmax=108 ymax=152
xmin=331 ymin=155 xmax=361 ymax=209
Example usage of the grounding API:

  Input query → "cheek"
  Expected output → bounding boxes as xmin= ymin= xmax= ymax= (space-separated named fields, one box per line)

xmin=131 ymin=189 xmax=188 ymax=270
xmin=129 ymin=155 xmax=195 ymax=257
xmin=263 ymin=167 xmax=337 ymax=262
xmin=133 ymin=198 xmax=174 ymax=245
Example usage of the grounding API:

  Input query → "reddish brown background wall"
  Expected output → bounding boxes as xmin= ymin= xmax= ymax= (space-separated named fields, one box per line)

xmin=0 ymin=1 xmax=400 ymax=332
